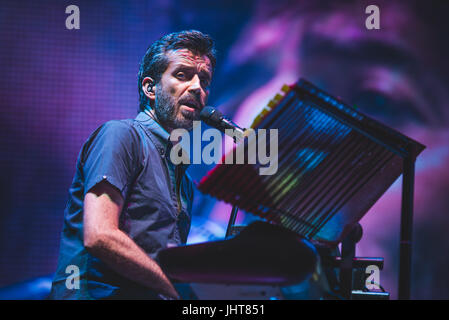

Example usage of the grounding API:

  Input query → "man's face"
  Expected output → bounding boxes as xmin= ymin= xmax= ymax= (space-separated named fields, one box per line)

xmin=153 ymin=48 xmax=212 ymax=132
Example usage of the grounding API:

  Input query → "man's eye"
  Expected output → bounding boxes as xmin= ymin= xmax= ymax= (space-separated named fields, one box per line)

xmin=201 ymin=79 xmax=210 ymax=88
xmin=176 ymin=72 xmax=186 ymax=79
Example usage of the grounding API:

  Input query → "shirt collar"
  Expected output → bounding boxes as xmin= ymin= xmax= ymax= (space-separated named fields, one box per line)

xmin=135 ymin=109 xmax=190 ymax=169
xmin=135 ymin=110 xmax=170 ymax=145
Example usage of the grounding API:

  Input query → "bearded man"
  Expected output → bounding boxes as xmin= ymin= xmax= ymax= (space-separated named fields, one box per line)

xmin=49 ymin=30 xmax=215 ymax=300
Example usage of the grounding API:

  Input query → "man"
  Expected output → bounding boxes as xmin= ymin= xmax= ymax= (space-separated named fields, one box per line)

xmin=49 ymin=30 xmax=216 ymax=299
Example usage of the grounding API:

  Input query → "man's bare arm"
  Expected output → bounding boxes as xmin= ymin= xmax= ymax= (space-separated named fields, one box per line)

xmin=83 ymin=180 xmax=179 ymax=299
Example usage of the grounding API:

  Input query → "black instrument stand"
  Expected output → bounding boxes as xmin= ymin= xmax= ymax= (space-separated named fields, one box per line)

xmin=225 ymin=205 xmax=239 ymax=238
xmin=398 ymin=155 xmax=416 ymax=300
xmin=222 ymin=103 xmax=419 ymax=300
xmin=337 ymin=223 xmax=388 ymax=300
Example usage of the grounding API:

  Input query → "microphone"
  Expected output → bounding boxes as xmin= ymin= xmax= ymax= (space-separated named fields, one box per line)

xmin=200 ymin=106 xmax=245 ymax=143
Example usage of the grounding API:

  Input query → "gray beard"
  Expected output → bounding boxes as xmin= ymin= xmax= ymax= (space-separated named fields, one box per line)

xmin=154 ymin=85 xmax=194 ymax=132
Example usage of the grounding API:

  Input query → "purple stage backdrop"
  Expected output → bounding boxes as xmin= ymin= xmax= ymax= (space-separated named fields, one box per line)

xmin=0 ymin=0 xmax=448 ymax=299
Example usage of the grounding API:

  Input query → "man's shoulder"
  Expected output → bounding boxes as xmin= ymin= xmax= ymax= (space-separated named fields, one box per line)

xmin=79 ymin=118 xmax=144 ymax=158
xmin=100 ymin=118 xmax=138 ymax=132
xmin=89 ymin=118 xmax=142 ymax=141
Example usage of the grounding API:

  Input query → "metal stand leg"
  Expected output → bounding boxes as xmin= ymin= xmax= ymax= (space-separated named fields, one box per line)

xmin=225 ymin=205 xmax=239 ymax=238
xmin=340 ymin=223 xmax=363 ymax=299
xmin=398 ymin=157 xmax=415 ymax=300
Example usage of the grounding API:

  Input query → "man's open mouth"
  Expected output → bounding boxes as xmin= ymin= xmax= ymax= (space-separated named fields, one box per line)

xmin=181 ymin=100 xmax=201 ymax=111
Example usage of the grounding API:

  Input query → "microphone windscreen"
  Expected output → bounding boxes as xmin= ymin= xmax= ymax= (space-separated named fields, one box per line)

xmin=200 ymin=106 xmax=223 ymax=127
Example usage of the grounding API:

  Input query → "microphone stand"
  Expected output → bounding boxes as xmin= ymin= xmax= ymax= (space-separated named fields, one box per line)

xmin=224 ymin=126 xmax=246 ymax=239
xmin=200 ymin=107 xmax=247 ymax=239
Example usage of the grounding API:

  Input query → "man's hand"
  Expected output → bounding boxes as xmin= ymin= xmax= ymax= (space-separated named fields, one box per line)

xmin=83 ymin=180 xmax=179 ymax=299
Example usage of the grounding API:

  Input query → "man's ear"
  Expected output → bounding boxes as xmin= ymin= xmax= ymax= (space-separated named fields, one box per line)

xmin=142 ymin=77 xmax=155 ymax=103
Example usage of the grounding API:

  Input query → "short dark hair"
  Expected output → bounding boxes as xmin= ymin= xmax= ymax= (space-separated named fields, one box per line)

xmin=137 ymin=30 xmax=216 ymax=112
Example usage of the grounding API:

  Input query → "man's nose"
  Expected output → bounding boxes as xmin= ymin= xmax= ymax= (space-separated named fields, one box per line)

xmin=188 ymin=74 xmax=202 ymax=97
